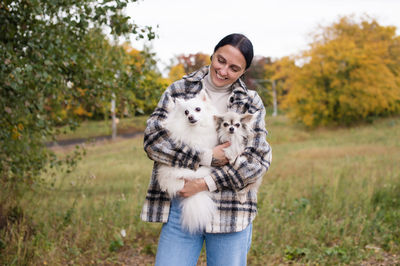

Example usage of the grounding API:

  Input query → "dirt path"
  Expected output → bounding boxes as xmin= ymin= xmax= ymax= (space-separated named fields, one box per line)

xmin=46 ymin=131 xmax=143 ymax=147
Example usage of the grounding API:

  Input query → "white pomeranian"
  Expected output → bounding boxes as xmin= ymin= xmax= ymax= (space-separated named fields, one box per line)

xmin=214 ymin=111 xmax=261 ymax=203
xmin=157 ymin=90 xmax=218 ymax=233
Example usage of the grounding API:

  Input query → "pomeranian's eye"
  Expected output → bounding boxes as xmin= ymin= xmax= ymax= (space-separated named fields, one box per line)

xmin=223 ymin=122 xmax=229 ymax=127
xmin=235 ymin=123 xmax=240 ymax=128
xmin=184 ymin=110 xmax=189 ymax=115
xmin=195 ymin=107 xmax=201 ymax=112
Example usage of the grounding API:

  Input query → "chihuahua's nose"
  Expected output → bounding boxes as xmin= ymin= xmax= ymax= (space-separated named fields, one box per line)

xmin=229 ymin=127 xmax=235 ymax=133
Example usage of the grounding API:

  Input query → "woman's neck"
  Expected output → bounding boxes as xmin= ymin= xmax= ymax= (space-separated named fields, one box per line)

xmin=203 ymin=71 xmax=232 ymax=93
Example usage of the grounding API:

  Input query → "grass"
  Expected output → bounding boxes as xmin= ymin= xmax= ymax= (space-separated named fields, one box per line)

xmin=1 ymin=115 xmax=399 ymax=265
xmin=53 ymin=116 xmax=148 ymax=141
xmin=251 ymin=116 xmax=400 ymax=264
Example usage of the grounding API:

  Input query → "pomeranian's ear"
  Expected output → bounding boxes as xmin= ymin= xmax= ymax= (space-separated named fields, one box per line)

xmin=198 ymin=89 xmax=210 ymax=102
xmin=175 ymin=98 xmax=185 ymax=107
xmin=165 ymin=99 xmax=175 ymax=112
xmin=240 ymin=113 xmax=253 ymax=124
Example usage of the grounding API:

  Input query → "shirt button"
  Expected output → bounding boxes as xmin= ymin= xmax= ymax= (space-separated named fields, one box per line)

xmin=230 ymin=97 xmax=234 ymax=103
xmin=245 ymin=103 xmax=250 ymax=109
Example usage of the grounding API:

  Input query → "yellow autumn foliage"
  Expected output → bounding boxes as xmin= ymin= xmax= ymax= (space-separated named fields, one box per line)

xmin=264 ymin=56 xmax=297 ymax=104
xmin=73 ymin=105 xmax=93 ymax=117
xmin=168 ymin=63 xmax=186 ymax=82
xmin=168 ymin=53 xmax=211 ymax=83
xmin=122 ymin=44 xmax=144 ymax=70
xmin=283 ymin=16 xmax=400 ymax=127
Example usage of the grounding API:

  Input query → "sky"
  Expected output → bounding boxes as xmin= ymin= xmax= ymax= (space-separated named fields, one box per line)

xmin=126 ymin=0 xmax=400 ymax=74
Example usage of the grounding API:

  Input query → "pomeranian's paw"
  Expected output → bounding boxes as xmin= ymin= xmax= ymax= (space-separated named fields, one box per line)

xmin=223 ymin=148 xmax=235 ymax=163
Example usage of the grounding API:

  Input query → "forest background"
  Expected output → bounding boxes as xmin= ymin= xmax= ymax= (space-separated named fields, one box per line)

xmin=1 ymin=0 xmax=399 ymax=264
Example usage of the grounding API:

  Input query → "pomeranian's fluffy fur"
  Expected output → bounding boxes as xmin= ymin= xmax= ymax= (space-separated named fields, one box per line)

xmin=214 ymin=112 xmax=261 ymax=203
xmin=157 ymin=90 xmax=218 ymax=233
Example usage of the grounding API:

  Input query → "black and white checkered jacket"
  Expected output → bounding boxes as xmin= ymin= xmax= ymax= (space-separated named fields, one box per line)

xmin=140 ymin=66 xmax=272 ymax=233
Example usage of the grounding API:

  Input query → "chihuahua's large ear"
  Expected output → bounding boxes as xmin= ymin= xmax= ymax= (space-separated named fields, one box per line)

xmin=240 ymin=113 xmax=253 ymax=124
xmin=198 ymin=89 xmax=210 ymax=102
xmin=213 ymin=115 xmax=223 ymax=126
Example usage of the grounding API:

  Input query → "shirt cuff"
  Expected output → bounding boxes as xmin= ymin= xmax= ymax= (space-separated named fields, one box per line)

xmin=204 ymin=175 xmax=217 ymax=192
xmin=200 ymin=148 xmax=213 ymax=167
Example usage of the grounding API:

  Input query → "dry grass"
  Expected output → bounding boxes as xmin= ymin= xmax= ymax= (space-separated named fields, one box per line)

xmin=1 ymin=115 xmax=399 ymax=265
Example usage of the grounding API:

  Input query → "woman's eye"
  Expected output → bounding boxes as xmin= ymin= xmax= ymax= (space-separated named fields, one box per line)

xmin=195 ymin=107 xmax=201 ymax=112
xmin=235 ymin=123 xmax=240 ymax=128
xmin=185 ymin=110 xmax=189 ymax=115
xmin=223 ymin=122 xmax=229 ymax=127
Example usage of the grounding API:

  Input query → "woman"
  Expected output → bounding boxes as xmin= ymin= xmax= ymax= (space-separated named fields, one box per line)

xmin=141 ymin=33 xmax=272 ymax=266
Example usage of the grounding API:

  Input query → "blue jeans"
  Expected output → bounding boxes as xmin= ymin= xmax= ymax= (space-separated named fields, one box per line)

xmin=155 ymin=198 xmax=253 ymax=266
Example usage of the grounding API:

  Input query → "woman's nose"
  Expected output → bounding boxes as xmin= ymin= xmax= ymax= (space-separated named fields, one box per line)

xmin=219 ymin=65 xmax=228 ymax=76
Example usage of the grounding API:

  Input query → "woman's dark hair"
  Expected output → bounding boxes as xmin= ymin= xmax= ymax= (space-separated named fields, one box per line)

xmin=213 ymin=33 xmax=254 ymax=70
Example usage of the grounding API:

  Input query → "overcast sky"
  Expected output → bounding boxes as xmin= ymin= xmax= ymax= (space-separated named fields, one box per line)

xmin=126 ymin=0 xmax=400 ymax=73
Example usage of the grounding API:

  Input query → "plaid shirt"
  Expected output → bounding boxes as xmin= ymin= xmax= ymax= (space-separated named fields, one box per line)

xmin=140 ymin=66 xmax=272 ymax=233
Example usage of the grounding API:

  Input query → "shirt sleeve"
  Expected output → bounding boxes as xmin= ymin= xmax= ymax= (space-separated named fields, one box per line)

xmin=209 ymin=92 xmax=272 ymax=192
xmin=143 ymin=82 xmax=205 ymax=170
xmin=204 ymin=175 xmax=218 ymax=192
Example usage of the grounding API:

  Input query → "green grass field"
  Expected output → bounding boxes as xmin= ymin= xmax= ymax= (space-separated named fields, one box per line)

xmin=2 ymin=115 xmax=399 ymax=265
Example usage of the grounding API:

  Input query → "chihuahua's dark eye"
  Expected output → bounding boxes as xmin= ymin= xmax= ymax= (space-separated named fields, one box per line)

xmin=235 ymin=123 xmax=240 ymax=128
xmin=195 ymin=107 xmax=201 ymax=112
xmin=185 ymin=110 xmax=189 ymax=115
xmin=223 ymin=122 xmax=229 ymax=127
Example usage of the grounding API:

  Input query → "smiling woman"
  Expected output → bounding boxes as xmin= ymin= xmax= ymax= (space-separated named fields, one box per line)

xmin=141 ymin=33 xmax=272 ymax=266
xmin=211 ymin=46 xmax=246 ymax=86
xmin=210 ymin=34 xmax=254 ymax=87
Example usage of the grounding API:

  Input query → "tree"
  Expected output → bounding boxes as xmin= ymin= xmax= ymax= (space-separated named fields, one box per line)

xmin=168 ymin=63 xmax=186 ymax=82
xmin=243 ymin=56 xmax=272 ymax=90
xmin=283 ymin=16 xmax=400 ymax=127
xmin=119 ymin=44 xmax=169 ymax=115
xmin=242 ymin=56 xmax=273 ymax=108
xmin=0 ymin=1 xmax=155 ymax=196
xmin=168 ymin=53 xmax=211 ymax=80
xmin=264 ymin=56 xmax=297 ymax=106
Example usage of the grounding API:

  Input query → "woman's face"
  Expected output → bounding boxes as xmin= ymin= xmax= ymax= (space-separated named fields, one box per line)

xmin=210 ymin=45 xmax=246 ymax=87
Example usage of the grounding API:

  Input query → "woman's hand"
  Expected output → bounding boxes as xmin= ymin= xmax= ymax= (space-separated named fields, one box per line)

xmin=178 ymin=178 xmax=208 ymax=198
xmin=211 ymin=142 xmax=230 ymax=167
xmin=178 ymin=142 xmax=230 ymax=198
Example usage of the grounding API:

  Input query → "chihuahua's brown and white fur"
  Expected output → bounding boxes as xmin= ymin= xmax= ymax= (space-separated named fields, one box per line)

xmin=214 ymin=112 xmax=262 ymax=203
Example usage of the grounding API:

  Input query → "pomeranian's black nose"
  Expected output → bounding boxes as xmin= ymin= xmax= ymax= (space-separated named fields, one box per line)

xmin=188 ymin=115 xmax=196 ymax=123
xmin=229 ymin=127 xmax=235 ymax=133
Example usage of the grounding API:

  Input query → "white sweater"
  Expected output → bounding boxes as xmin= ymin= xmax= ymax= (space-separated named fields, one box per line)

xmin=200 ymin=72 xmax=234 ymax=192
